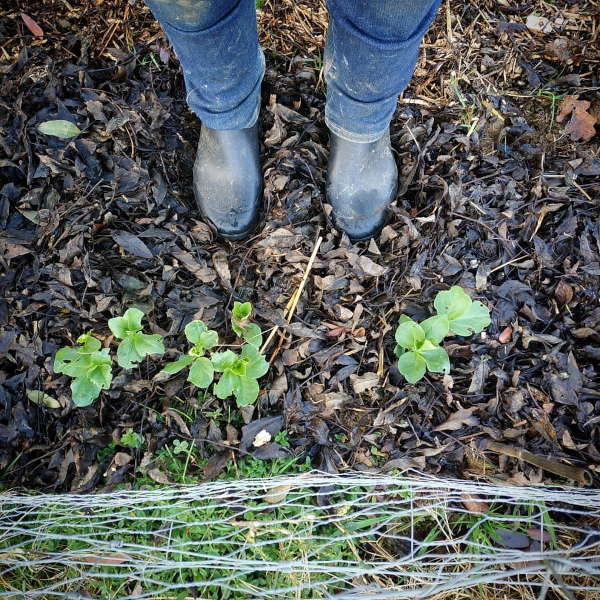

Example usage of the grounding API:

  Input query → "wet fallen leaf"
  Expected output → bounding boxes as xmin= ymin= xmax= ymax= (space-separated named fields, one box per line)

xmin=203 ymin=450 xmax=233 ymax=480
xmin=557 ymin=96 xmax=597 ymax=142
xmin=494 ymin=528 xmax=530 ymax=549
xmin=112 ymin=230 xmax=153 ymax=259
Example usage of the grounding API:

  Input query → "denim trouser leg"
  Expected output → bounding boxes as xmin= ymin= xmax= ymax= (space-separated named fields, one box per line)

xmin=143 ymin=0 xmax=263 ymax=130
xmin=325 ymin=0 xmax=441 ymax=142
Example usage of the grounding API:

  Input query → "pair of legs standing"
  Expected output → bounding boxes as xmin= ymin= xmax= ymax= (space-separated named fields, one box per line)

xmin=144 ymin=0 xmax=441 ymax=239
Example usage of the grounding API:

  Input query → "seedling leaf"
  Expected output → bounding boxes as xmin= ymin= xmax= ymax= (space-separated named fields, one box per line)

xmin=184 ymin=320 xmax=218 ymax=349
xmin=395 ymin=321 xmax=425 ymax=350
xmin=421 ymin=315 xmax=449 ymax=344
xmin=161 ymin=355 xmax=194 ymax=374
xmin=434 ymin=286 xmax=472 ymax=320
xmin=243 ymin=344 xmax=269 ymax=379
xmin=214 ymin=370 xmax=236 ymax=399
xmin=235 ymin=376 xmax=259 ymax=406
xmin=188 ymin=357 xmax=214 ymax=388
xmin=71 ymin=377 xmax=102 ymax=407
xmin=448 ymin=301 xmax=491 ymax=336
xmin=420 ymin=347 xmax=450 ymax=373
xmin=232 ymin=301 xmax=252 ymax=321
xmin=212 ymin=350 xmax=238 ymax=372
xmin=397 ymin=351 xmax=427 ymax=384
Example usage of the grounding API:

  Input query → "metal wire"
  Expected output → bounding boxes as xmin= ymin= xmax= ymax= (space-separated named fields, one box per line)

xmin=1 ymin=470 xmax=599 ymax=599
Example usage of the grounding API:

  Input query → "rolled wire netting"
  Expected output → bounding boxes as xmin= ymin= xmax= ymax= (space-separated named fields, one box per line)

xmin=1 ymin=470 xmax=600 ymax=599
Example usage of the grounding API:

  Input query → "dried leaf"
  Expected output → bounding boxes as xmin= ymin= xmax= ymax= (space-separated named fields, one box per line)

xmin=525 ymin=14 xmax=552 ymax=33
xmin=556 ymin=96 xmax=597 ymax=142
xmin=147 ymin=468 xmax=172 ymax=485
xmin=253 ymin=429 xmax=271 ymax=447
xmin=461 ymin=494 xmax=489 ymax=514
xmin=350 ymin=372 xmax=380 ymax=394
xmin=554 ymin=280 xmax=573 ymax=306
xmin=499 ymin=327 xmax=513 ymax=344
xmin=20 ymin=12 xmax=44 ymax=37
xmin=212 ymin=250 xmax=231 ymax=289
xmin=434 ymin=406 xmax=478 ymax=432
xmin=264 ymin=484 xmax=292 ymax=504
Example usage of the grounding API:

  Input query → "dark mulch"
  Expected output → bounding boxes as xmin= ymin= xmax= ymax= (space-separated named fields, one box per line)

xmin=1 ymin=0 xmax=599 ymax=491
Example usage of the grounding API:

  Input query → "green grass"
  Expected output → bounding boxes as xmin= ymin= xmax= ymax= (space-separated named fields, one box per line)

xmin=1 ymin=441 xmax=561 ymax=599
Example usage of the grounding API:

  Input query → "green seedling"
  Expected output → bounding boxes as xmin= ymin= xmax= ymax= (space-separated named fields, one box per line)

xmin=108 ymin=307 xmax=165 ymax=369
xmin=161 ymin=320 xmax=218 ymax=388
xmin=231 ymin=301 xmax=262 ymax=347
xmin=395 ymin=286 xmax=490 ymax=384
xmin=53 ymin=333 xmax=112 ymax=407
xmin=161 ymin=303 xmax=269 ymax=407
xmin=212 ymin=344 xmax=269 ymax=406
xmin=121 ymin=428 xmax=144 ymax=449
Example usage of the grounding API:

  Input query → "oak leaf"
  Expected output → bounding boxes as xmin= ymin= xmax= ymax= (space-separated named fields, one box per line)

xmin=557 ymin=96 xmax=597 ymax=142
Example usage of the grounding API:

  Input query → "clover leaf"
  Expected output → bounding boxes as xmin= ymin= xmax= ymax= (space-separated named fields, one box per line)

xmin=108 ymin=308 xmax=165 ymax=369
xmin=394 ymin=286 xmax=490 ymax=384
xmin=231 ymin=301 xmax=262 ymax=347
xmin=161 ymin=320 xmax=218 ymax=389
xmin=212 ymin=344 xmax=269 ymax=407
xmin=54 ymin=333 xmax=113 ymax=407
xmin=434 ymin=286 xmax=491 ymax=336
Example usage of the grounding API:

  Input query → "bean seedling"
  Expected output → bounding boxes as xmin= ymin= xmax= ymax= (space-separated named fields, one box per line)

xmin=108 ymin=307 xmax=165 ymax=369
xmin=395 ymin=286 xmax=491 ymax=384
xmin=53 ymin=333 xmax=113 ymax=407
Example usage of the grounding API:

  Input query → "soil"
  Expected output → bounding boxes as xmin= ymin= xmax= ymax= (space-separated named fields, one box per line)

xmin=1 ymin=0 xmax=599 ymax=492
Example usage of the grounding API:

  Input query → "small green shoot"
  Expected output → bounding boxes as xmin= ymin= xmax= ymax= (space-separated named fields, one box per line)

xmin=395 ymin=286 xmax=490 ymax=384
xmin=108 ymin=307 xmax=165 ymax=369
xmin=53 ymin=333 xmax=112 ymax=407
xmin=231 ymin=301 xmax=262 ymax=347
xmin=121 ymin=428 xmax=144 ymax=449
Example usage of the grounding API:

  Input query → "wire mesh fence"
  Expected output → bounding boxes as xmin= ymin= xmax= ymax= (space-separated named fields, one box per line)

xmin=1 ymin=471 xmax=600 ymax=599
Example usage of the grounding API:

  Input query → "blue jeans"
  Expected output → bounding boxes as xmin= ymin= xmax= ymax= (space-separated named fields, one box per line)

xmin=144 ymin=0 xmax=440 ymax=142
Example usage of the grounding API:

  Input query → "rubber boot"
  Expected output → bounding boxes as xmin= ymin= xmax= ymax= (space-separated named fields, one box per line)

xmin=193 ymin=123 xmax=262 ymax=240
xmin=326 ymin=130 xmax=398 ymax=241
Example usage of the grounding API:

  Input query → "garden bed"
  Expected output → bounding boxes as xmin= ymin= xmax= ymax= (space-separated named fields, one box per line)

xmin=0 ymin=0 xmax=599 ymax=493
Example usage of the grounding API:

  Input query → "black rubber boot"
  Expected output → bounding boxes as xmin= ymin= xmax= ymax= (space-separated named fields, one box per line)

xmin=326 ymin=130 xmax=398 ymax=241
xmin=193 ymin=123 xmax=262 ymax=240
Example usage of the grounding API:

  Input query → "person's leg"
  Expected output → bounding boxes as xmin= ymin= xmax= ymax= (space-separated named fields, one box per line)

xmin=144 ymin=0 xmax=263 ymax=238
xmin=324 ymin=0 xmax=441 ymax=240
xmin=145 ymin=0 xmax=263 ymax=129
